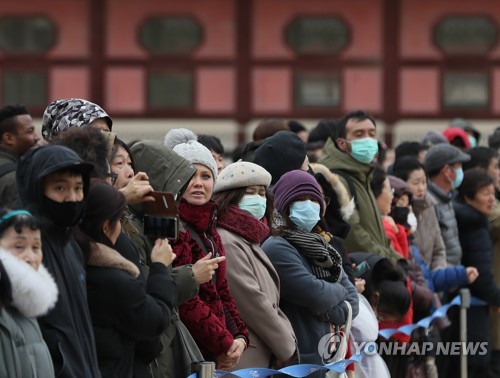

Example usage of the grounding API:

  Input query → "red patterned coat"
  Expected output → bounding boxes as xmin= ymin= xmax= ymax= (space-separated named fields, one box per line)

xmin=172 ymin=199 xmax=249 ymax=359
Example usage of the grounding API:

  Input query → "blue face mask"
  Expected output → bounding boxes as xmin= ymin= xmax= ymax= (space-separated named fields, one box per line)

xmin=468 ymin=135 xmax=477 ymax=148
xmin=289 ymin=200 xmax=321 ymax=232
xmin=349 ymin=137 xmax=379 ymax=164
xmin=452 ymin=167 xmax=464 ymax=189
xmin=238 ymin=194 xmax=267 ymax=220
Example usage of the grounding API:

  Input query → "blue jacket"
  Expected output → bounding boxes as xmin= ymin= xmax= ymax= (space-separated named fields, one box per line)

xmin=411 ymin=245 xmax=468 ymax=293
xmin=262 ymin=236 xmax=359 ymax=367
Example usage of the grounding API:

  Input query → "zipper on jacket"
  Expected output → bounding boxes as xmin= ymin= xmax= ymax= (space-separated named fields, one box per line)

xmin=203 ymin=233 xmax=218 ymax=258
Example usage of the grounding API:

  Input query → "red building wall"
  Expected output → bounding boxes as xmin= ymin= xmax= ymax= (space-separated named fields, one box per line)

xmin=1 ymin=0 xmax=500 ymax=130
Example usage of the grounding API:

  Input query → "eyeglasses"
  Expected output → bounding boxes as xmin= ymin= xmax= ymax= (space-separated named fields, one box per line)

xmin=106 ymin=172 xmax=118 ymax=186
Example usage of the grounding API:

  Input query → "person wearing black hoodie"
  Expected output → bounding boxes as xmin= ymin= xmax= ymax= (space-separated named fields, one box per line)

xmin=16 ymin=144 xmax=101 ymax=377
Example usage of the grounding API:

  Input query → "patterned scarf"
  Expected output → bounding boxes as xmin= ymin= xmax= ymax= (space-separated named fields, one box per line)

xmin=284 ymin=229 xmax=342 ymax=283
xmin=272 ymin=210 xmax=342 ymax=282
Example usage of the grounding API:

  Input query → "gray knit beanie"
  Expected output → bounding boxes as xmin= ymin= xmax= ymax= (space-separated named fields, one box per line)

xmin=163 ymin=128 xmax=198 ymax=149
xmin=173 ymin=140 xmax=218 ymax=181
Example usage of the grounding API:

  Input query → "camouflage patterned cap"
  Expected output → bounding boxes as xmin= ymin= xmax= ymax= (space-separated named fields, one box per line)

xmin=42 ymin=98 xmax=112 ymax=141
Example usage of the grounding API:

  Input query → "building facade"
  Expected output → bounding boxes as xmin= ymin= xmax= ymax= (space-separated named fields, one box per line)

xmin=1 ymin=0 xmax=500 ymax=145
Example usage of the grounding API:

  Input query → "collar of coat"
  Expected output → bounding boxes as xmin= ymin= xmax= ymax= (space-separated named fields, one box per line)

xmin=0 ymin=248 xmax=58 ymax=318
xmin=309 ymin=162 xmax=355 ymax=222
xmin=87 ymin=243 xmax=140 ymax=278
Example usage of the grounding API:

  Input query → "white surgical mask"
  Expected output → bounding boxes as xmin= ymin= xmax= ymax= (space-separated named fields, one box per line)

xmin=407 ymin=212 xmax=418 ymax=233
xmin=289 ymin=200 xmax=321 ymax=232
xmin=238 ymin=194 xmax=267 ymax=220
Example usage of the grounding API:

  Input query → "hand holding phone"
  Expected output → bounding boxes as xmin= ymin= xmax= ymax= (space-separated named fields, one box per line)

xmin=151 ymin=238 xmax=176 ymax=267
xmin=352 ymin=261 xmax=370 ymax=278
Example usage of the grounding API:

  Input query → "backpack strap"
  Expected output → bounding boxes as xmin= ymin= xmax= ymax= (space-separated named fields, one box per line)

xmin=181 ymin=221 xmax=209 ymax=255
xmin=180 ymin=220 xmax=216 ymax=285
xmin=0 ymin=162 xmax=16 ymax=179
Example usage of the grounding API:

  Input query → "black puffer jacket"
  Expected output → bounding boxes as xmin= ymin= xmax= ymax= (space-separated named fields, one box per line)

xmin=85 ymin=243 xmax=176 ymax=378
xmin=454 ymin=199 xmax=500 ymax=367
xmin=16 ymin=145 xmax=101 ymax=378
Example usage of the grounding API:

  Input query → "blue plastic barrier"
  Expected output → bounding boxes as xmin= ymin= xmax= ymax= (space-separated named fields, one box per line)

xmin=187 ymin=295 xmax=487 ymax=377
xmin=378 ymin=295 xmax=486 ymax=339
xmin=186 ymin=352 xmax=364 ymax=377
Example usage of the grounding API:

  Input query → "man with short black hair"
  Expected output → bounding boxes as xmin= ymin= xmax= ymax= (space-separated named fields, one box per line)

xmin=0 ymin=105 xmax=40 ymax=207
xmin=17 ymin=144 xmax=101 ymax=377
xmin=319 ymin=109 xmax=400 ymax=260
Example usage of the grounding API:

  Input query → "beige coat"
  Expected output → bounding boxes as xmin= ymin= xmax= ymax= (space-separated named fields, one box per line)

xmin=412 ymin=193 xmax=447 ymax=270
xmin=489 ymin=199 xmax=500 ymax=350
xmin=217 ymin=227 xmax=296 ymax=369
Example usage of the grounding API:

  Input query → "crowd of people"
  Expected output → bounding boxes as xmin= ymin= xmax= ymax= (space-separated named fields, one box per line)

xmin=0 ymin=100 xmax=500 ymax=378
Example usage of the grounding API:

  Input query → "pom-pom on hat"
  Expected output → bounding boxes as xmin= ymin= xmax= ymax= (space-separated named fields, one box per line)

xmin=173 ymin=140 xmax=217 ymax=181
xmin=214 ymin=161 xmax=271 ymax=193
xmin=253 ymin=131 xmax=307 ymax=185
xmin=272 ymin=170 xmax=324 ymax=216
xmin=164 ymin=128 xmax=198 ymax=150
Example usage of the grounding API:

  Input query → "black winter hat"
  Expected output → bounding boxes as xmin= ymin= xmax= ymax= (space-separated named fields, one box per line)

xmin=253 ymin=131 xmax=307 ymax=185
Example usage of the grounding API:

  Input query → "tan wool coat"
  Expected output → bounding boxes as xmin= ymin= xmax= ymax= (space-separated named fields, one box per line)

xmin=218 ymin=227 xmax=296 ymax=369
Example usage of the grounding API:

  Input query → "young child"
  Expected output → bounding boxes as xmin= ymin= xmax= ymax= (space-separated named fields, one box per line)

xmin=0 ymin=209 xmax=58 ymax=377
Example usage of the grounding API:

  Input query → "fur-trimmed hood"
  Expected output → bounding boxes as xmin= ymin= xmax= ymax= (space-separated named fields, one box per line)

xmin=310 ymin=163 xmax=355 ymax=221
xmin=86 ymin=243 xmax=140 ymax=277
xmin=0 ymin=248 xmax=58 ymax=318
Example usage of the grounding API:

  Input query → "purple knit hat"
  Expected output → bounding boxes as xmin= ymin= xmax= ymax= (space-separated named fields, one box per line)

xmin=273 ymin=170 xmax=324 ymax=215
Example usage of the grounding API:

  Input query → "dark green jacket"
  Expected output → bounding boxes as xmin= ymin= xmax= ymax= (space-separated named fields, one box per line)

xmin=319 ymin=139 xmax=400 ymax=261
xmin=0 ymin=147 xmax=19 ymax=208
xmin=129 ymin=141 xmax=199 ymax=378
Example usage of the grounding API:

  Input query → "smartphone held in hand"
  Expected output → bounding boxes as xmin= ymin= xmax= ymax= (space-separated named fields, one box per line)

xmin=143 ymin=192 xmax=179 ymax=240
xmin=352 ymin=260 xmax=370 ymax=278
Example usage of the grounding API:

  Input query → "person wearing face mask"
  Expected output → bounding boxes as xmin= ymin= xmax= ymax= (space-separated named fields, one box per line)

xmin=392 ymin=157 xmax=447 ymax=270
xmin=213 ymin=161 xmax=297 ymax=370
xmin=449 ymin=117 xmax=481 ymax=150
xmin=386 ymin=175 xmax=478 ymax=315
xmin=392 ymin=157 xmax=477 ymax=289
xmin=424 ymin=144 xmax=470 ymax=267
xmin=262 ymin=170 xmax=358 ymax=374
xmin=16 ymin=145 xmax=101 ymax=377
xmin=370 ymin=169 xmax=416 ymax=343
xmin=319 ymin=110 xmax=400 ymax=261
